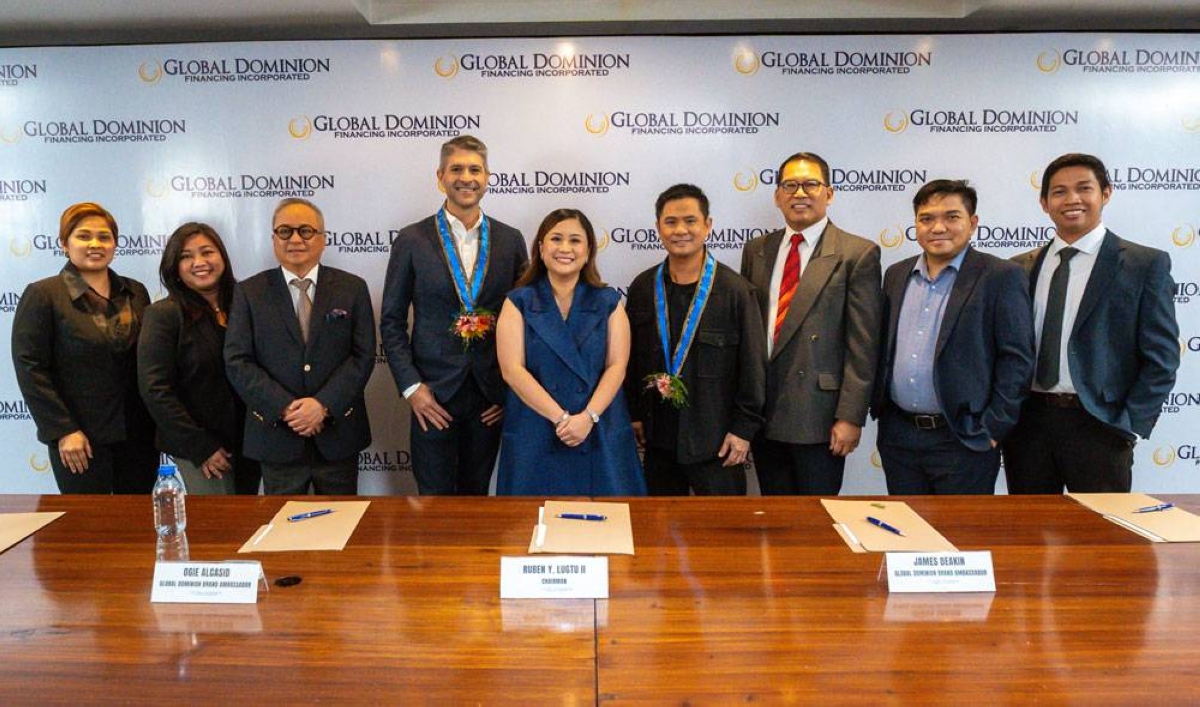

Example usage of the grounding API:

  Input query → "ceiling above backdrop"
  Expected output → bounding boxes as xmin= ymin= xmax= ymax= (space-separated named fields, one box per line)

xmin=2 ymin=0 xmax=1198 ymax=47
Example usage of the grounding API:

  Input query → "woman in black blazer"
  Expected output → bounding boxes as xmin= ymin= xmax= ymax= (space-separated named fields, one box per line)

xmin=11 ymin=202 xmax=159 ymax=494
xmin=137 ymin=223 xmax=260 ymax=495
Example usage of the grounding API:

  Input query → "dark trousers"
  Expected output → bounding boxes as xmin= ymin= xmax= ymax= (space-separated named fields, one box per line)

xmin=644 ymin=446 xmax=747 ymax=496
xmin=260 ymin=438 xmax=358 ymax=495
xmin=1003 ymin=398 xmax=1134 ymax=494
xmin=877 ymin=407 xmax=1000 ymax=495
xmin=49 ymin=437 xmax=159 ymax=494
xmin=234 ymin=456 xmax=263 ymax=495
xmin=410 ymin=377 xmax=501 ymax=496
xmin=752 ymin=436 xmax=845 ymax=496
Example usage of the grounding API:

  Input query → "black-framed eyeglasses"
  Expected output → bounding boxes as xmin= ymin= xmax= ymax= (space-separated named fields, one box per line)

xmin=273 ymin=225 xmax=323 ymax=241
xmin=778 ymin=180 xmax=828 ymax=196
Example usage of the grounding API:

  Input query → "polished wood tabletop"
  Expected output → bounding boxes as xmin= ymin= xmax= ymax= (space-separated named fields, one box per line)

xmin=1 ymin=494 xmax=1198 ymax=705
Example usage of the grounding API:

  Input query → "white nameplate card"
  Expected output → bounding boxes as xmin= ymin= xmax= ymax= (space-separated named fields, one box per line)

xmin=885 ymin=551 xmax=996 ymax=593
xmin=151 ymin=561 xmax=265 ymax=604
xmin=500 ymin=556 xmax=609 ymax=599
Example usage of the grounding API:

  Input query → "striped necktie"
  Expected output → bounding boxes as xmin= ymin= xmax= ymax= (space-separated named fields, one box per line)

xmin=774 ymin=232 xmax=804 ymax=342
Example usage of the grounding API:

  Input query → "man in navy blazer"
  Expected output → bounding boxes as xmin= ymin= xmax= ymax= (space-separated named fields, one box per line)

xmin=225 ymin=198 xmax=375 ymax=495
xmin=1004 ymin=153 xmax=1180 ymax=493
xmin=871 ymin=180 xmax=1035 ymax=494
xmin=381 ymin=136 xmax=528 ymax=495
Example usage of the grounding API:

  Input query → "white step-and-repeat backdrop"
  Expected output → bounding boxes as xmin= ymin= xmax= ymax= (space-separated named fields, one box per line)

xmin=1 ymin=33 xmax=1197 ymax=494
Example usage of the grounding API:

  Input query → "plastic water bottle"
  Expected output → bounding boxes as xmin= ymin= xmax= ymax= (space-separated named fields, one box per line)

xmin=152 ymin=464 xmax=189 ymax=562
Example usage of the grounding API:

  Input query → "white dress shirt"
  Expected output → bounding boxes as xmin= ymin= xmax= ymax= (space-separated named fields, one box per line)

xmin=281 ymin=263 xmax=321 ymax=314
xmin=1032 ymin=222 xmax=1106 ymax=394
xmin=766 ymin=216 xmax=827 ymax=357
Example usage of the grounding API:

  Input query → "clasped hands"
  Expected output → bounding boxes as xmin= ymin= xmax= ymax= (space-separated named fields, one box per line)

xmin=284 ymin=397 xmax=327 ymax=437
xmin=555 ymin=411 xmax=594 ymax=447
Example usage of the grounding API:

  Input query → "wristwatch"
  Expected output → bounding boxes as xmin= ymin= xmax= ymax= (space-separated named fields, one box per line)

xmin=585 ymin=409 xmax=600 ymax=424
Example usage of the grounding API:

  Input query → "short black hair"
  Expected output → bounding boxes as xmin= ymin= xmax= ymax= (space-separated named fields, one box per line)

xmin=1040 ymin=153 xmax=1110 ymax=200
xmin=913 ymin=179 xmax=978 ymax=216
xmin=775 ymin=152 xmax=831 ymax=185
xmin=655 ymin=183 xmax=709 ymax=219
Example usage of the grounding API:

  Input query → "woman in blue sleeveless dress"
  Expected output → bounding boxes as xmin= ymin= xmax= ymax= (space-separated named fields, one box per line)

xmin=495 ymin=209 xmax=645 ymax=496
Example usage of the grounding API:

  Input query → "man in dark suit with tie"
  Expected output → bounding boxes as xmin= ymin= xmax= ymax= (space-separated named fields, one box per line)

xmin=1004 ymin=153 xmax=1180 ymax=493
xmin=225 ymin=198 xmax=376 ymax=494
xmin=740 ymin=152 xmax=882 ymax=495
xmin=872 ymin=180 xmax=1035 ymax=494
xmin=381 ymin=135 xmax=528 ymax=495
xmin=626 ymin=183 xmax=767 ymax=495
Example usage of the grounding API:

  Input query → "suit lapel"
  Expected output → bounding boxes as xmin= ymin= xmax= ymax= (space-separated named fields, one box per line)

xmin=305 ymin=267 xmax=334 ymax=351
xmin=935 ymin=248 xmax=983 ymax=359
xmin=1073 ymin=230 xmax=1121 ymax=335
xmin=268 ymin=269 xmax=304 ymax=346
xmin=772 ymin=224 xmax=838 ymax=359
xmin=525 ymin=278 xmax=592 ymax=384
xmin=752 ymin=230 xmax=785 ymax=328
xmin=1024 ymin=246 xmax=1049 ymax=295
xmin=884 ymin=257 xmax=916 ymax=368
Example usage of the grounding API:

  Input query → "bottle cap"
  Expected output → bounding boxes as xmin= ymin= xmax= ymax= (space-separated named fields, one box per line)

xmin=157 ymin=464 xmax=177 ymax=476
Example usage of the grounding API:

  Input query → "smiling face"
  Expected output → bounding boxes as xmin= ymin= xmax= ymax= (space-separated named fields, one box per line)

xmin=539 ymin=218 xmax=589 ymax=279
xmin=177 ymin=232 xmax=226 ymax=296
xmin=62 ymin=215 xmax=116 ymax=273
xmin=656 ymin=197 xmax=711 ymax=260
xmin=774 ymin=158 xmax=833 ymax=232
xmin=272 ymin=202 xmax=325 ymax=276
xmin=1040 ymin=165 xmax=1111 ymax=243
xmin=915 ymin=193 xmax=977 ymax=268
xmin=437 ymin=148 xmax=488 ymax=219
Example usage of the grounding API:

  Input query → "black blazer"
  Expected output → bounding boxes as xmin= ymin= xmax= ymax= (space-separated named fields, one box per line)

xmin=11 ymin=265 xmax=152 ymax=445
xmin=380 ymin=213 xmax=528 ymax=404
xmin=224 ymin=266 xmax=375 ymax=464
xmin=872 ymin=247 xmax=1035 ymax=451
xmin=1013 ymin=230 xmax=1180 ymax=439
xmin=626 ymin=259 xmax=767 ymax=464
xmin=137 ymin=297 xmax=245 ymax=465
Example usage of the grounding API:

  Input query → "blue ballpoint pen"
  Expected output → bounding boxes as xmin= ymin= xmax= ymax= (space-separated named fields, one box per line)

xmin=1133 ymin=503 xmax=1174 ymax=513
xmin=288 ymin=509 xmax=335 ymax=522
xmin=867 ymin=516 xmax=905 ymax=536
xmin=556 ymin=513 xmax=607 ymax=522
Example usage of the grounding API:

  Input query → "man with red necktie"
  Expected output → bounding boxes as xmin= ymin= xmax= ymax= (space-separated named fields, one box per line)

xmin=740 ymin=152 xmax=882 ymax=495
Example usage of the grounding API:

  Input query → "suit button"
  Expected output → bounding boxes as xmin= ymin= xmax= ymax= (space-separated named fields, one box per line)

xmin=304 ymin=364 xmax=312 ymax=372
xmin=798 ymin=370 xmax=806 ymax=378
xmin=810 ymin=334 xmax=819 ymax=341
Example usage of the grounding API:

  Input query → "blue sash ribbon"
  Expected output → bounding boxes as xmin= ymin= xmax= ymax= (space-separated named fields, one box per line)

xmin=654 ymin=252 xmax=716 ymax=376
xmin=435 ymin=208 xmax=491 ymax=312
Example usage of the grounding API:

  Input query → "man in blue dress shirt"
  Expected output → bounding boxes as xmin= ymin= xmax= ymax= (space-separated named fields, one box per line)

xmin=871 ymin=180 xmax=1035 ymax=494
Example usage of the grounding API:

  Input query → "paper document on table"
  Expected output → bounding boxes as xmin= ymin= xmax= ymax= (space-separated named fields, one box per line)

xmin=0 ymin=512 xmax=64 ymax=554
xmin=1068 ymin=493 xmax=1200 ymax=542
xmin=528 ymin=501 xmax=634 ymax=555
xmin=238 ymin=501 xmax=370 ymax=553
xmin=822 ymin=500 xmax=958 ymax=552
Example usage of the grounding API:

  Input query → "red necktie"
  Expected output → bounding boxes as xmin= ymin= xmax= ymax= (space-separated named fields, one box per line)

xmin=774 ymin=232 xmax=804 ymax=342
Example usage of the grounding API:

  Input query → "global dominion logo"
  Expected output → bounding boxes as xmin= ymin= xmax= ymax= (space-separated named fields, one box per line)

xmin=0 ymin=63 xmax=36 ymax=86
xmin=288 ymin=114 xmax=480 ymax=140
xmin=434 ymin=51 xmax=629 ymax=79
xmin=1036 ymin=47 xmax=1200 ymax=74
xmin=884 ymin=108 xmax=1078 ymax=134
xmin=139 ymin=57 xmax=330 ymax=83
xmin=735 ymin=167 xmax=926 ymax=193
xmin=734 ymin=48 xmax=932 ymax=76
xmin=585 ymin=110 xmax=780 ymax=136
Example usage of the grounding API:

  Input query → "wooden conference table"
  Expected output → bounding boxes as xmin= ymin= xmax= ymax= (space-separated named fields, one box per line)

xmin=1 ymin=494 xmax=1198 ymax=704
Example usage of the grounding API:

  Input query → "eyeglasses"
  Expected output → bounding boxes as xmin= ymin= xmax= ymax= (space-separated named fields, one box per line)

xmin=273 ymin=225 xmax=323 ymax=241
xmin=778 ymin=180 xmax=828 ymax=196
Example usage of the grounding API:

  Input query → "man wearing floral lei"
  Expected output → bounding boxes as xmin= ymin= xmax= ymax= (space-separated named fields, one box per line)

xmin=626 ymin=183 xmax=767 ymax=495
xmin=381 ymin=135 xmax=528 ymax=495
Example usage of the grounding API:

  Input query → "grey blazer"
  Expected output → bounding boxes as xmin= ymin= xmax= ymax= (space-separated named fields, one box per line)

xmin=740 ymin=221 xmax=883 ymax=444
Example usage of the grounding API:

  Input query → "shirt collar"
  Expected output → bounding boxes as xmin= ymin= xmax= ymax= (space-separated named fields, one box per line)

xmin=281 ymin=262 xmax=320 ymax=285
xmin=444 ymin=206 xmax=484 ymax=237
xmin=1050 ymin=222 xmax=1106 ymax=257
xmin=784 ymin=216 xmax=828 ymax=247
xmin=60 ymin=261 xmax=127 ymax=301
xmin=912 ymin=246 xmax=968 ymax=281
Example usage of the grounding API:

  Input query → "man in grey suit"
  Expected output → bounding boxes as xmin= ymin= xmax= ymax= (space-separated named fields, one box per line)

xmin=1004 ymin=153 xmax=1180 ymax=493
xmin=740 ymin=152 xmax=882 ymax=495
xmin=225 ymin=198 xmax=376 ymax=495
xmin=381 ymin=135 xmax=528 ymax=495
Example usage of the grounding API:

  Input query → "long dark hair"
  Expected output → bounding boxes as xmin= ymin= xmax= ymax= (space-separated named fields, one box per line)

xmin=515 ymin=209 xmax=606 ymax=289
xmin=159 ymin=222 xmax=236 ymax=324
